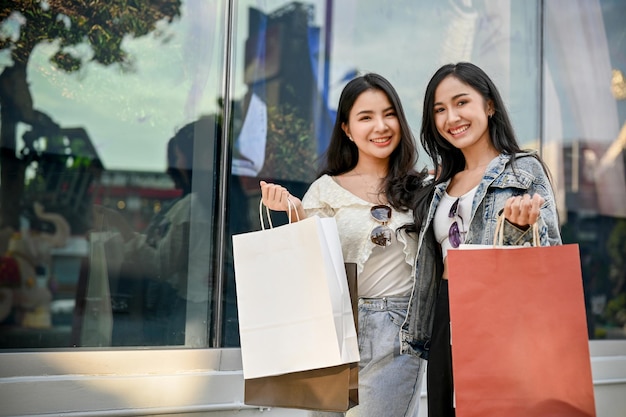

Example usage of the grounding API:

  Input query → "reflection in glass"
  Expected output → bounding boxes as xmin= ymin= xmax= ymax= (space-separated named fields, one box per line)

xmin=87 ymin=117 xmax=217 ymax=347
xmin=1 ymin=0 xmax=623 ymax=350
xmin=222 ymin=1 xmax=336 ymax=346
xmin=545 ymin=0 xmax=626 ymax=340
xmin=0 ymin=1 xmax=223 ymax=348
xmin=223 ymin=0 xmax=544 ymax=346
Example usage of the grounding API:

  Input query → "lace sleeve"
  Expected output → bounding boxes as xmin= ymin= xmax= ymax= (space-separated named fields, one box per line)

xmin=302 ymin=176 xmax=336 ymax=218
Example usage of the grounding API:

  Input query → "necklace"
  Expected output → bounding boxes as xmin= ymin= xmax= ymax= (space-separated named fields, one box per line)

xmin=351 ymin=170 xmax=387 ymax=204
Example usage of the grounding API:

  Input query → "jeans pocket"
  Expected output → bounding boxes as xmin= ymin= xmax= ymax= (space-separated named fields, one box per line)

xmin=387 ymin=307 xmax=407 ymax=327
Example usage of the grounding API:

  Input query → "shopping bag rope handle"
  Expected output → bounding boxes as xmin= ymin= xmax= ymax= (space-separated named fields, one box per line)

xmin=493 ymin=213 xmax=540 ymax=247
xmin=259 ymin=197 xmax=300 ymax=230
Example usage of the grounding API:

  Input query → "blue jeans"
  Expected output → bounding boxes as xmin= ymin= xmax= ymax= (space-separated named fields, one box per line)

xmin=311 ymin=296 xmax=425 ymax=417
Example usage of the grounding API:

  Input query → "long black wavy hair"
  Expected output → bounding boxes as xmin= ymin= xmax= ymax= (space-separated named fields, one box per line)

xmin=318 ymin=73 xmax=428 ymax=213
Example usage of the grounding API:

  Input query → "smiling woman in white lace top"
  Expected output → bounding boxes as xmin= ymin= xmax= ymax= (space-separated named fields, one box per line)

xmin=260 ymin=73 xmax=430 ymax=417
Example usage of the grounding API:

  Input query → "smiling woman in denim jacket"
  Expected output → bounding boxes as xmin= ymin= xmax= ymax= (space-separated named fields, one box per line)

xmin=402 ymin=62 xmax=562 ymax=417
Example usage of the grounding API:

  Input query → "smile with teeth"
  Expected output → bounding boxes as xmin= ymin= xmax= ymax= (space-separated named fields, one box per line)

xmin=370 ymin=137 xmax=391 ymax=143
xmin=449 ymin=125 xmax=469 ymax=135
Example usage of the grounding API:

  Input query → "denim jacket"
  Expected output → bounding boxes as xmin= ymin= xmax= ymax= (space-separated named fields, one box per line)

xmin=399 ymin=152 xmax=562 ymax=359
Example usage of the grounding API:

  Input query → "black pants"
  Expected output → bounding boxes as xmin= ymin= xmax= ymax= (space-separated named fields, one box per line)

xmin=427 ymin=279 xmax=455 ymax=417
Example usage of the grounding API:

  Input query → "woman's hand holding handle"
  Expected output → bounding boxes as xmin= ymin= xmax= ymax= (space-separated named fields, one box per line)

xmin=503 ymin=193 xmax=544 ymax=229
xmin=260 ymin=181 xmax=305 ymax=221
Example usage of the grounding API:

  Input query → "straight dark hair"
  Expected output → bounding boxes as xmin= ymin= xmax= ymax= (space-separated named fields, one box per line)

xmin=415 ymin=62 xmax=552 ymax=226
xmin=319 ymin=73 xmax=427 ymax=212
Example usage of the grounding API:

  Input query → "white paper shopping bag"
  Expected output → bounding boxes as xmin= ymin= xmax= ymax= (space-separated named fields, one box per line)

xmin=232 ymin=213 xmax=359 ymax=379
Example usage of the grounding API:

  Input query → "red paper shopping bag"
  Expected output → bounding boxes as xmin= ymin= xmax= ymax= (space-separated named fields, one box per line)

xmin=447 ymin=244 xmax=596 ymax=417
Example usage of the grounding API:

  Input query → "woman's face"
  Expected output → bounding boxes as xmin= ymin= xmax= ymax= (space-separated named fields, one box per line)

xmin=433 ymin=75 xmax=494 ymax=153
xmin=341 ymin=89 xmax=401 ymax=165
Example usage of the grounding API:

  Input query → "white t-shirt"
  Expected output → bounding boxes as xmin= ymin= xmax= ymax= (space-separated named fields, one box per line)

xmin=434 ymin=185 xmax=478 ymax=259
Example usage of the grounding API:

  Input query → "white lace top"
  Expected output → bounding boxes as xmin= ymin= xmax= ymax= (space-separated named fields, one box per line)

xmin=302 ymin=175 xmax=417 ymax=292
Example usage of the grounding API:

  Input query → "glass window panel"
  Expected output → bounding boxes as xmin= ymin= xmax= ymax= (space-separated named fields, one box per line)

xmin=223 ymin=0 xmax=540 ymax=346
xmin=0 ymin=1 xmax=225 ymax=348
xmin=544 ymin=0 xmax=626 ymax=340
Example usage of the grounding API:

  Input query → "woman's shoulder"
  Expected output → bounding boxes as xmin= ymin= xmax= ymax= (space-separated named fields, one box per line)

xmin=492 ymin=152 xmax=551 ymax=188
xmin=303 ymin=174 xmax=364 ymax=208
xmin=309 ymin=174 xmax=335 ymax=187
xmin=511 ymin=152 xmax=549 ymax=176
xmin=494 ymin=151 xmax=542 ymax=171
xmin=304 ymin=174 xmax=337 ymax=197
